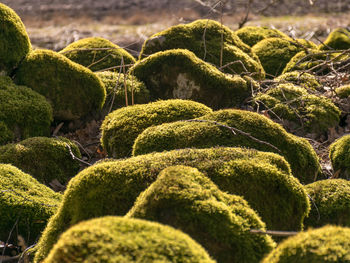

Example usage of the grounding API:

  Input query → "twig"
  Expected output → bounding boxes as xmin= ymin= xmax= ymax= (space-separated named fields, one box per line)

xmin=65 ymin=143 xmax=92 ymax=166
xmin=18 ymin=244 xmax=36 ymax=263
xmin=52 ymin=122 xmax=64 ymax=136
xmin=250 ymin=229 xmax=298 ymax=237
xmin=238 ymin=0 xmax=253 ymax=29
xmin=1 ymin=217 xmax=19 ymax=263
xmin=108 ymin=60 xmax=123 ymax=114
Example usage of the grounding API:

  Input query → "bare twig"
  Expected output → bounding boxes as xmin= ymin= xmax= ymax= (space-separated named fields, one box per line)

xmin=108 ymin=60 xmax=123 ymax=114
xmin=65 ymin=143 xmax=92 ymax=166
xmin=52 ymin=122 xmax=64 ymax=136
xmin=238 ymin=0 xmax=253 ymax=29
xmin=250 ymin=229 xmax=298 ymax=237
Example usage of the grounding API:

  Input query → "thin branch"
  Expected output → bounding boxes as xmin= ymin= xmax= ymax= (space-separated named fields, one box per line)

xmin=1 ymin=218 xmax=19 ymax=263
xmin=250 ymin=229 xmax=298 ymax=237
xmin=65 ymin=143 xmax=92 ymax=166
xmin=238 ymin=0 xmax=253 ymax=29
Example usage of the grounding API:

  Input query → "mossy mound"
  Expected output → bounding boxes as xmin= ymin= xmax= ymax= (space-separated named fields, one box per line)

xmin=295 ymin=39 xmax=318 ymax=49
xmin=335 ymin=84 xmax=350 ymax=98
xmin=274 ymin=71 xmax=321 ymax=91
xmin=0 ymin=137 xmax=81 ymax=185
xmin=0 ymin=76 xmax=52 ymax=144
xmin=43 ymin=216 xmax=215 ymax=263
xmin=304 ymin=179 xmax=350 ymax=228
xmin=329 ymin=135 xmax=350 ymax=179
xmin=59 ymin=37 xmax=136 ymax=72
xmin=319 ymin=28 xmax=350 ymax=50
xmin=14 ymin=49 xmax=106 ymax=121
xmin=254 ymin=84 xmax=340 ymax=135
xmin=127 ymin=165 xmax=275 ymax=263
xmin=34 ymin=147 xmax=309 ymax=262
xmin=0 ymin=164 xmax=62 ymax=244
xmin=262 ymin=225 xmax=350 ymax=262
xmin=139 ymin=19 xmax=265 ymax=79
xmin=0 ymin=3 xmax=31 ymax=75
xmin=101 ymin=99 xmax=212 ymax=158
xmin=133 ymin=109 xmax=321 ymax=184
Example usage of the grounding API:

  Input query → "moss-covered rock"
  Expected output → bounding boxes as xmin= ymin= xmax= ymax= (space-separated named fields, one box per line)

xmin=14 ymin=49 xmax=106 ymax=121
xmin=34 ymin=147 xmax=309 ymax=262
xmin=101 ymin=99 xmax=212 ymax=158
xmin=0 ymin=3 xmax=31 ymax=75
xmin=295 ymin=39 xmax=318 ymax=49
xmin=329 ymin=135 xmax=350 ymax=179
xmin=319 ymin=28 xmax=350 ymax=50
xmin=274 ymin=71 xmax=321 ymax=91
xmin=59 ymin=37 xmax=136 ymax=72
xmin=0 ymin=76 xmax=52 ymax=144
xmin=127 ymin=165 xmax=275 ymax=263
xmin=262 ymin=225 xmax=350 ymax=262
xmin=0 ymin=164 xmax=62 ymax=244
xmin=133 ymin=109 xmax=321 ymax=184
xmin=0 ymin=137 xmax=81 ymax=185
xmin=335 ymin=84 xmax=350 ymax=98
xmin=304 ymin=179 xmax=350 ymax=228
xmin=43 ymin=216 xmax=215 ymax=263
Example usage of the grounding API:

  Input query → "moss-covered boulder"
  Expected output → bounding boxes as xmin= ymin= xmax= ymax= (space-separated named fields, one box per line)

xmin=304 ymin=179 xmax=350 ymax=228
xmin=101 ymin=99 xmax=212 ymax=158
xmin=262 ymin=225 xmax=350 ymax=262
xmin=0 ymin=76 xmax=52 ymax=144
xmin=34 ymin=147 xmax=309 ymax=262
xmin=335 ymin=84 xmax=350 ymax=98
xmin=329 ymin=135 xmax=350 ymax=179
xmin=295 ymin=39 xmax=318 ymax=49
xmin=274 ymin=71 xmax=321 ymax=91
xmin=0 ymin=137 xmax=81 ymax=185
xmin=0 ymin=164 xmax=62 ymax=244
xmin=59 ymin=37 xmax=136 ymax=72
xmin=127 ymin=165 xmax=275 ymax=263
xmin=319 ymin=28 xmax=350 ymax=50
xmin=0 ymin=3 xmax=31 ymax=75
xmin=14 ymin=49 xmax=106 ymax=121
xmin=43 ymin=216 xmax=215 ymax=263
xmin=133 ymin=109 xmax=321 ymax=184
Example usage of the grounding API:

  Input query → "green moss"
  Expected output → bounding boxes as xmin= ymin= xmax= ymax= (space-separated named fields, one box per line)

xmin=0 ymin=137 xmax=81 ymax=185
xmin=133 ymin=108 xmax=321 ymax=184
xmin=101 ymin=99 xmax=212 ymax=158
xmin=131 ymin=49 xmax=252 ymax=108
xmin=319 ymin=28 xmax=350 ymax=50
xmin=14 ymin=49 xmax=106 ymax=121
xmin=0 ymin=164 xmax=62 ymax=244
xmin=0 ymin=121 xmax=13 ymax=145
xmin=335 ymin=84 xmax=350 ymax=98
xmin=262 ymin=226 xmax=350 ymax=262
xmin=0 ymin=76 xmax=52 ymax=144
xmin=43 ymin=216 xmax=215 ymax=263
xmin=329 ymin=135 xmax=350 ymax=179
xmin=274 ymin=71 xmax=321 ymax=91
xmin=34 ymin=147 xmax=308 ymax=262
xmin=0 ymin=3 xmax=31 ymax=75
xmin=127 ymin=165 xmax=275 ymax=263
xmin=304 ymin=179 xmax=350 ymax=228
xmin=59 ymin=37 xmax=136 ymax=72
xmin=295 ymin=39 xmax=318 ymax=49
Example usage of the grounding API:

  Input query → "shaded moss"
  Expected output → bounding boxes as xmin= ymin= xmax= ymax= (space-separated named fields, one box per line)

xmin=319 ymin=28 xmax=350 ymax=50
xmin=14 ymin=49 xmax=106 ymax=121
xmin=101 ymin=99 xmax=212 ymax=158
xmin=329 ymin=135 xmax=350 ymax=179
xmin=127 ymin=165 xmax=275 ymax=263
xmin=274 ymin=71 xmax=321 ymax=91
xmin=0 ymin=121 xmax=13 ymax=145
xmin=335 ymin=84 xmax=350 ymax=98
xmin=59 ymin=37 xmax=136 ymax=72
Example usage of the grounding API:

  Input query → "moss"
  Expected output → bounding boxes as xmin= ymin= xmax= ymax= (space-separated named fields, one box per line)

xmin=139 ymin=19 xmax=265 ymax=79
xmin=0 ymin=121 xmax=13 ymax=145
xmin=335 ymin=84 xmax=350 ymax=98
xmin=34 ymin=147 xmax=309 ymax=262
xmin=0 ymin=3 xmax=31 ymax=75
xmin=295 ymin=39 xmax=318 ymax=49
xmin=329 ymin=135 xmax=350 ymax=179
xmin=43 ymin=216 xmax=215 ymax=263
xmin=262 ymin=225 xmax=350 ymax=262
xmin=133 ymin=108 xmax=321 ymax=184
xmin=304 ymin=179 xmax=350 ymax=228
xmin=131 ymin=49 xmax=252 ymax=108
xmin=319 ymin=28 xmax=350 ymax=50
xmin=0 ymin=76 xmax=52 ymax=144
xmin=0 ymin=137 xmax=81 ymax=185
xmin=101 ymin=99 xmax=212 ymax=158
xmin=274 ymin=71 xmax=321 ymax=91
xmin=0 ymin=164 xmax=62 ymax=244
xmin=59 ymin=37 xmax=136 ymax=72
xmin=127 ymin=165 xmax=275 ymax=263
xmin=14 ymin=49 xmax=106 ymax=121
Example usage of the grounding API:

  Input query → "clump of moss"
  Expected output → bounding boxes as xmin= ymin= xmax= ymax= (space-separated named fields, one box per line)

xmin=0 ymin=137 xmax=81 ymax=185
xmin=14 ymin=49 xmax=106 ymax=121
xmin=59 ymin=37 xmax=136 ymax=72
xmin=0 ymin=76 xmax=52 ymax=144
xmin=319 ymin=28 xmax=350 ymax=50
xmin=274 ymin=71 xmax=321 ymax=91
xmin=304 ymin=179 xmax=350 ymax=228
xmin=133 ymin=108 xmax=321 ymax=184
xmin=335 ymin=84 xmax=350 ymax=98
xmin=0 ymin=3 xmax=31 ymax=75
xmin=329 ymin=135 xmax=350 ymax=179
xmin=43 ymin=216 xmax=215 ymax=263
xmin=127 ymin=165 xmax=275 ymax=263
xmin=101 ymin=99 xmax=212 ymax=158
xmin=34 ymin=147 xmax=309 ymax=262
xmin=262 ymin=225 xmax=350 ymax=262
xmin=295 ymin=39 xmax=318 ymax=49
xmin=0 ymin=164 xmax=62 ymax=244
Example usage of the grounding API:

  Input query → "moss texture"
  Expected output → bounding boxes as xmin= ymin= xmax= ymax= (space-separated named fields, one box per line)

xmin=262 ymin=225 xmax=350 ymax=262
xmin=127 ymin=165 xmax=275 ymax=263
xmin=329 ymin=135 xmax=350 ymax=179
xmin=0 ymin=3 xmax=31 ymax=75
xmin=274 ymin=71 xmax=321 ymax=91
xmin=304 ymin=179 xmax=350 ymax=228
xmin=0 ymin=137 xmax=81 ymax=185
xmin=0 ymin=76 xmax=52 ymax=144
xmin=0 ymin=164 xmax=62 ymax=244
xmin=101 ymin=99 xmax=212 ymax=158
xmin=34 ymin=147 xmax=309 ymax=263
xmin=335 ymin=84 xmax=350 ymax=98
xmin=319 ymin=28 xmax=350 ymax=50
xmin=59 ymin=37 xmax=136 ymax=72
xmin=295 ymin=39 xmax=318 ymax=49
xmin=43 ymin=216 xmax=215 ymax=263
xmin=133 ymin=109 xmax=321 ymax=184
xmin=14 ymin=49 xmax=106 ymax=121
